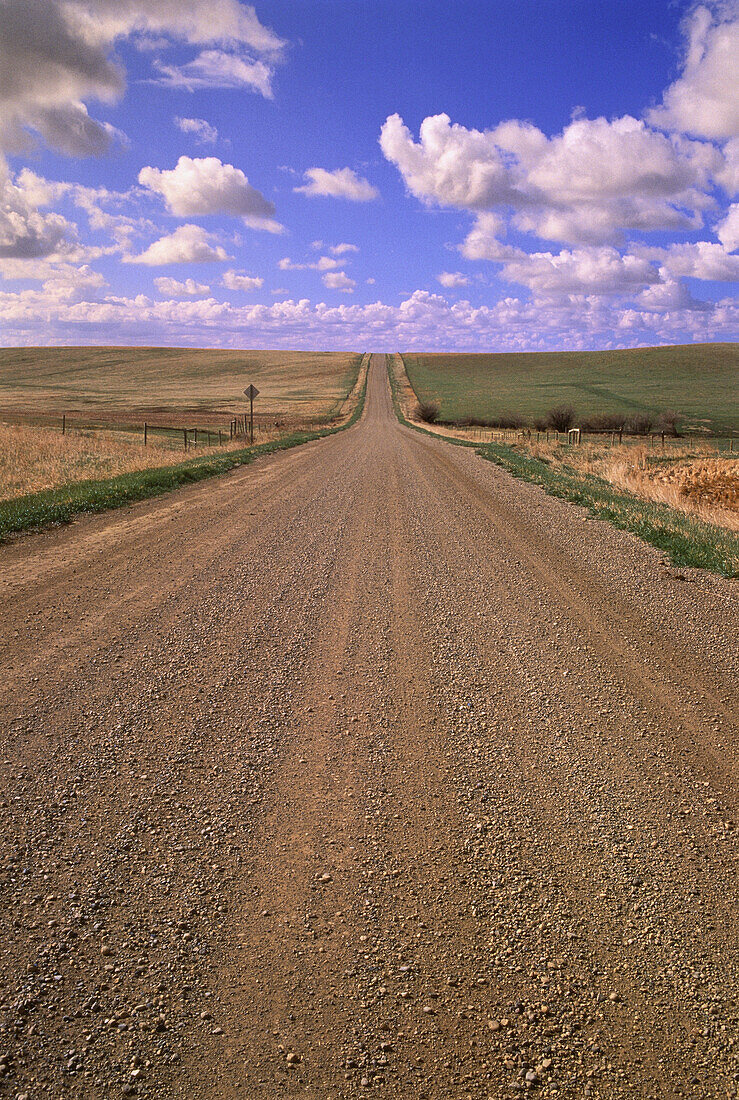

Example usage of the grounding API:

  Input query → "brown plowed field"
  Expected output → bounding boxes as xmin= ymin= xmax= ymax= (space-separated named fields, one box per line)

xmin=0 ymin=356 xmax=737 ymax=1099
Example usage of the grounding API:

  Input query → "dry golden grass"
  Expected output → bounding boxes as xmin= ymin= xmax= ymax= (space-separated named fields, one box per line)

xmin=0 ymin=355 xmax=369 ymax=501
xmin=524 ymin=438 xmax=739 ymax=531
xmin=0 ymin=422 xmax=255 ymax=500
xmin=0 ymin=347 xmax=361 ymax=422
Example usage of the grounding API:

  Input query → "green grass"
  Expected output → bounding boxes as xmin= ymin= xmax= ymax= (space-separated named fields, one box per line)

xmin=387 ymin=356 xmax=738 ymax=578
xmin=0 ymin=359 xmax=368 ymax=542
xmin=403 ymin=344 xmax=739 ymax=435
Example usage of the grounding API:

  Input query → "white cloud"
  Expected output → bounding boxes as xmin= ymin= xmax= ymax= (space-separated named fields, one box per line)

xmin=459 ymin=213 xmax=511 ymax=261
xmin=647 ymin=4 xmax=739 ymax=139
xmin=636 ymin=278 xmax=710 ymax=313
xmin=0 ymin=0 xmax=286 ymax=156
xmin=330 ymin=242 xmax=359 ymax=254
xmin=437 ymin=271 xmax=469 ymax=288
xmin=125 ymin=224 xmax=230 ymax=265
xmin=175 ymin=117 xmax=218 ymax=144
xmin=639 ymin=240 xmax=739 ymax=281
xmin=154 ymin=276 xmax=210 ymax=297
xmin=322 ymin=271 xmax=355 ymax=292
xmin=222 ymin=269 xmax=263 ymax=291
xmin=155 ymin=52 xmax=276 ymax=97
xmin=717 ymin=202 xmax=739 ymax=250
xmin=138 ymin=156 xmax=275 ymax=223
xmin=278 ymin=255 xmax=343 ymax=271
xmin=0 ymin=160 xmax=75 ymax=258
xmin=380 ymin=111 xmax=722 ymax=245
xmin=1 ymin=284 xmax=736 ymax=352
xmin=40 ymin=264 xmax=106 ymax=301
xmin=295 ymin=168 xmax=379 ymax=202
xmin=242 ymin=215 xmax=285 ymax=234
xmin=314 ymin=256 xmax=342 ymax=271
xmin=717 ymin=136 xmax=739 ymax=194
xmin=498 ymin=246 xmax=660 ymax=296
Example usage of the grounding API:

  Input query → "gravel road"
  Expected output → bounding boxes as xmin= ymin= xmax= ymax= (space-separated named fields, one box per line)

xmin=0 ymin=355 xmax=737 ymax=1100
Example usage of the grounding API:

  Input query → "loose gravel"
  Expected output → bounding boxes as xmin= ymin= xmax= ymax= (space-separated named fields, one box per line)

xmin=0 ymin=356 xmax=736 ymax=1099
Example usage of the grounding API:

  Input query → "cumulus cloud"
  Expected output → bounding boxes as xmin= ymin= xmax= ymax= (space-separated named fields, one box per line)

xmin=638 ymin=240 xmax=739 ymax=281
xmin=222 ymin=269 xmax=264 ymax=291
xmin=314 ymin=256 xmax=342 ymax=271
xmin=0 ymin=161 xmax=75 ymax=258
xmin=295 ymin=168 xmax=379 ymax=202
xmin=381 ymin=111 xmax=721 ymax=246
xmin=125 ymin=224 xmax=230 ymax=264
xmin=0 ymin=0 xmax=286 ymax=156
xmin=330 ymin=242 xmax=359 ymax=254
xmin=175 ymin=117 xmax=218 ymax=144
xmin=154 ymin=276 xmax=210 ymax=297
xmin=636 ymin=278 xmax=710 ymax=313
xmin=437 ymin=272 xmax=469 ymax=288
xmin=717 ymin=202 xmax=739 ymax=250
xmin=647 ymin=4 xmax=739 ymax=140
xmin=138 ymin=156 xmax=275 ymax=225
xmin=498 ymin=246 xmax=660 ymax=296
xmin=322 ymin=271 xmax=355 ymax=292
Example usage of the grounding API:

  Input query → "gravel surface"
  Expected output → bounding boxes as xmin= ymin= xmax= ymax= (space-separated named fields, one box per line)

xmin=0 ymin=355 xmax=737 ymax=1099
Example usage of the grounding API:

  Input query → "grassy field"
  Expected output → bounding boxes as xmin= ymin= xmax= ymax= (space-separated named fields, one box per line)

xmin=403 ymin=343 xmax=739 ymax=435
xmin=387 ymin=353 xmax=739 ymax=577
xmin=0 ymin=347 xmax=362 ymax=426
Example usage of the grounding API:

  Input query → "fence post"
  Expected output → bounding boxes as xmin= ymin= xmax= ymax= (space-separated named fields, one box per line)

xmin=144 ymin=422 xmax=148 ymax=446
xmin=62 ymin=414 xmax=66 ymax=435
xmin=183 ymin=429 xmax=187 ymax=451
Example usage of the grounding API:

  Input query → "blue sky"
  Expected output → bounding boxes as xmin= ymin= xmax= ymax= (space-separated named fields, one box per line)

xmin=1 ymin=0 xmax=737 ymax=350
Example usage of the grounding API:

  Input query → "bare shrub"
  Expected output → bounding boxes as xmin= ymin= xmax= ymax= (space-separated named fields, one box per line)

xmin=627 ymin=413 xmax=653 ymax=434
xmin=496 ymin=414 xmax=525 ymax=429
xmin=581 ymin=412 xmax=628 ymax=432
xmin=656 ymin=409 xmax=681 ymax=436
xmin=415 ymin=400 xmax=440 ymax=423
xmin=546 ymin=405 xmax=576 ymax=432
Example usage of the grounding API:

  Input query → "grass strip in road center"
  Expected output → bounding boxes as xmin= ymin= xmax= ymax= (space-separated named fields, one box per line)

xmin=387 ymin=356 xmax=738 ymax=578
xmin=0 ymin=359 xmax=369 ymax=543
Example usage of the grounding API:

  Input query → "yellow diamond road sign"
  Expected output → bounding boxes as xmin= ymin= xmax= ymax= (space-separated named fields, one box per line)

xmin=244 ymin=385 xmax=259 ymax=399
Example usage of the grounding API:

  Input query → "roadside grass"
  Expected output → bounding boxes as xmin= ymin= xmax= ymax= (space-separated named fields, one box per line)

xmin=476 ymin=441 xmax=738 ymax=577
xmin=387 ymin=355 xmax=739 ymax=578
xmin=403 ymin=343 xmax=739 ymax=436
xmin=0 ymin=421 xmax=252 ymax=499
xmin=523 ymin=439 xmax=738 ymax=532
xmin=0 ymin=357 xmax=368 ymax=542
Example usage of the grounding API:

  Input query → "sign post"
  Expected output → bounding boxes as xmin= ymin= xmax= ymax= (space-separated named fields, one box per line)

xmin=244 ymin=384 xmax=259 ymax=444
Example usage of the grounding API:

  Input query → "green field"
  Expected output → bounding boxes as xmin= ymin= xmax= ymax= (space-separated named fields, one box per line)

xmin=403 ymin=343 xmax=739 ymax=435
xmin=0 ymin=347 xmax=362 ymax=424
